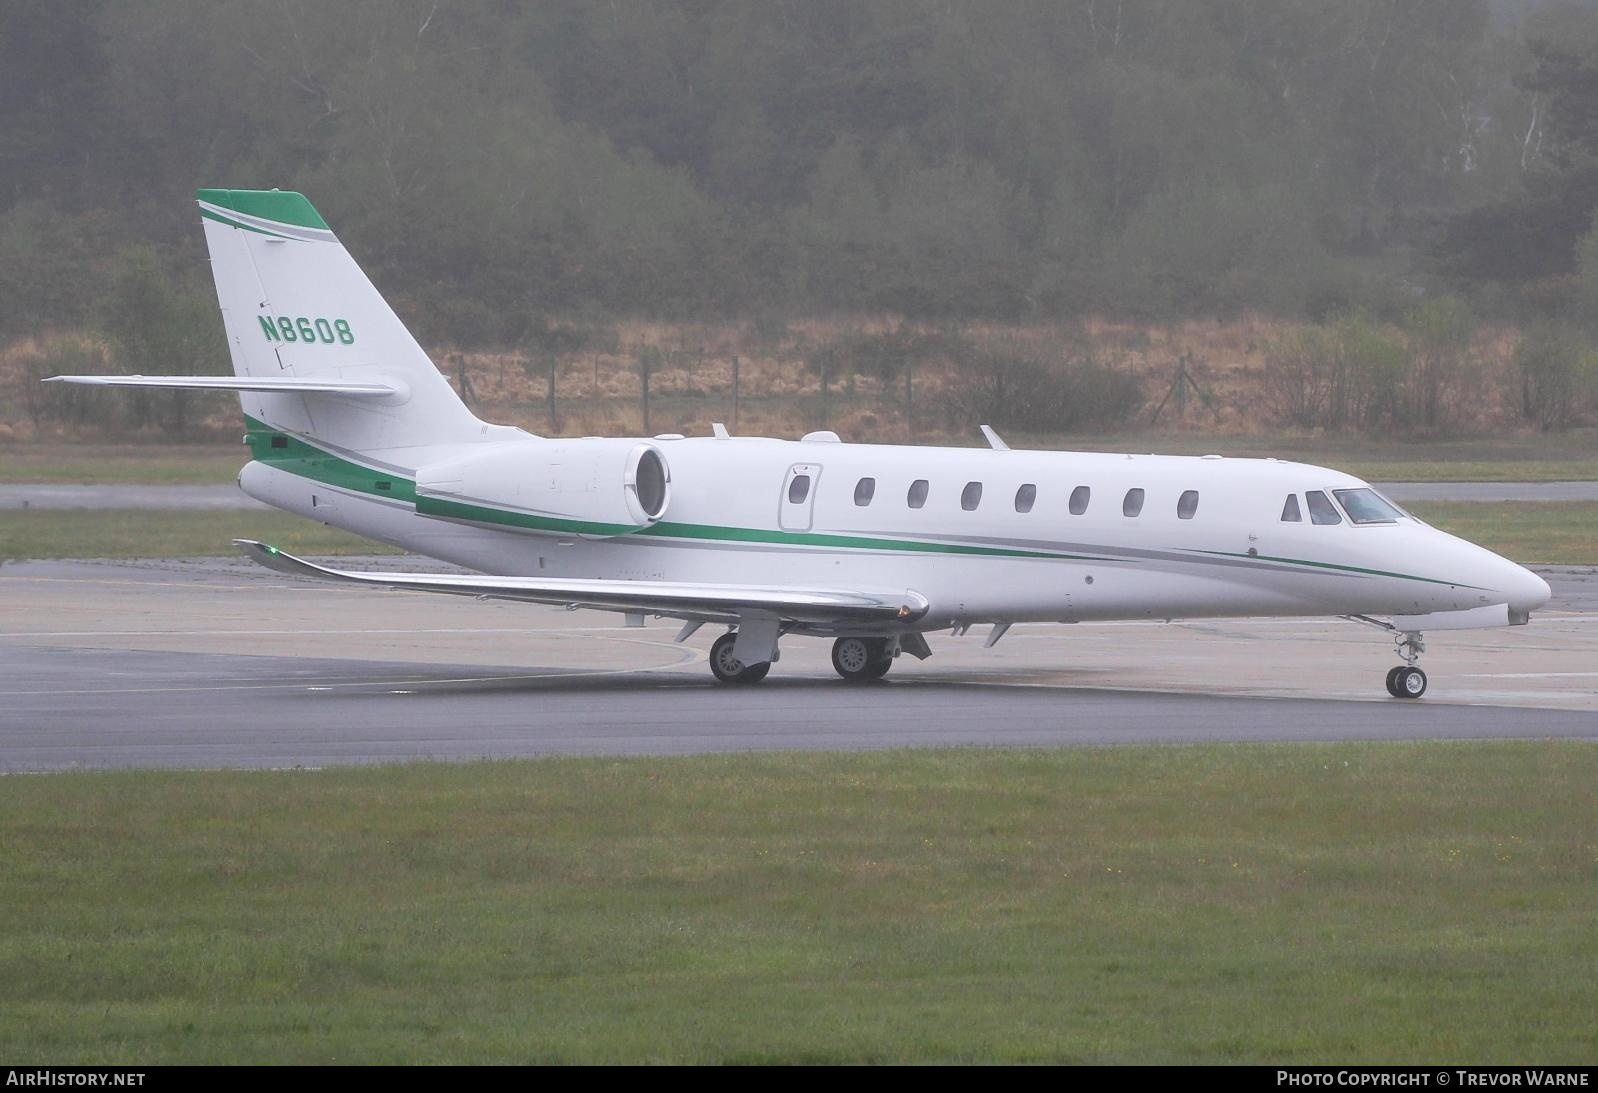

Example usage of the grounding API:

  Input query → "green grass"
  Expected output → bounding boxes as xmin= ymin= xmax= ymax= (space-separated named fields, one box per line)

xmin=1017 ymin=429 xmax=1598 ymax=481
xmin=0 ymin=508 xmax=400 ymax=560
xmin=0 ymin=444 xmax=243 ymax=484
xmin=0 ymin=744 xmax=1593 ymax=1064
xmin=1408 ymin=501 xmax=1598 ymax=565
xmin=1340 ymin=459 xmax=1598 ymax=482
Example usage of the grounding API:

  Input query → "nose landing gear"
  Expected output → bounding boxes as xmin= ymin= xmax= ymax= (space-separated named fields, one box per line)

xmin=1385 ymin=631 xmax=1427 ymax=698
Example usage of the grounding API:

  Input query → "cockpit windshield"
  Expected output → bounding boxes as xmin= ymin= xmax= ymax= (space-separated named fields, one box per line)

xmin=1332 ymin=488 xmax=1407 ymax=525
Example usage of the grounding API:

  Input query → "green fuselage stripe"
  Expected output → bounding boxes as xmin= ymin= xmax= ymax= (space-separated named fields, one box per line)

xmin=1187 ymin=549 xmax=1486 ymax=590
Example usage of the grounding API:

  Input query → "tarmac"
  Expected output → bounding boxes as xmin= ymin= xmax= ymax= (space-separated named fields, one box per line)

xmin=2 ymin=554 xmax=1593 ymax=771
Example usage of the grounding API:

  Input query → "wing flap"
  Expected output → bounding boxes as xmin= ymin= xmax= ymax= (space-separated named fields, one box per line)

xmin=234 ymin=540 xmax=930 ymax=625
xmin=45 ymin=375 xmax=404 ymax=397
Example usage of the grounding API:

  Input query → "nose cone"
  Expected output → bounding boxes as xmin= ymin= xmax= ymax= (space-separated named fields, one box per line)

xmin=1502 ymin=562 xmax=1552 ymax=615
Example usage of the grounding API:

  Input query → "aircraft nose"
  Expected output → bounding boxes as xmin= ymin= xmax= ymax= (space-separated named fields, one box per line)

xmin=1501 ymin=562 xmax=1551 ymax=615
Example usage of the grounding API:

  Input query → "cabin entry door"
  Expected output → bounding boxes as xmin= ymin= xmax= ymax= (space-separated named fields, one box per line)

xmin=779 ymin=463 xmax=821 ymax=532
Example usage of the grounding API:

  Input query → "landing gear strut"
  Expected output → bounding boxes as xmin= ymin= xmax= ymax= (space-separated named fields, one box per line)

xmin=1385 ymin=631 xmax=1427 ymax=699
xmin=709 ymin=632 xmax=770 ymax=684
xmin=832 ymin=636 xmax=892 ymax=681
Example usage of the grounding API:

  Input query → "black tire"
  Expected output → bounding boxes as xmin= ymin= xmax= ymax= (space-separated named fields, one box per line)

xmin=1395 ymin=666 xmax=1427 ymax=699
xmin=710 ymin=632 xmax=770 ymax=684
xmin=832 ymin=636 xmax=887 ymax=681
xmin=1385 ymin=666 xmax=1405 ymax=697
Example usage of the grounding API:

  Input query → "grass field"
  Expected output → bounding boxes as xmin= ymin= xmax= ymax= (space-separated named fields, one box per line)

xmin=1408 ymin=501 xmax=1598 ymax=565
xmin=1 ymin=744 xmax=1593 ymax=1064
xmin=0 ymin=509 xmax=401 ymax=561
xmin=0 ymin=444 xmax=243 ymax=484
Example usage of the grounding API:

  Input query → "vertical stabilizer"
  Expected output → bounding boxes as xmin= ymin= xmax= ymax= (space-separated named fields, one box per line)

xmin=197 ymin=188 xmax=487 ymax=452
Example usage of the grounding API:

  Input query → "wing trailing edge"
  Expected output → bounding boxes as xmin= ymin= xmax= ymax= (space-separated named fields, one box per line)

xmin=233 ymin=540 xmax=930 ymax=626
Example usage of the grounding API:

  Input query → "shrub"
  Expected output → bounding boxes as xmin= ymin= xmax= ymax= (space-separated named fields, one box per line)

xmin=1513 ymin=322 xmax=1596 ymax=431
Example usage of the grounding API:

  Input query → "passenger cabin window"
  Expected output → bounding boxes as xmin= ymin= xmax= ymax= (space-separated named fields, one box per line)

xmin=854 ymin=477 xmax=876 ymax=507
xmin=1122 ymin=488 xmax=1145 ymax=517
xmin=788 ymin=474 xmax=811 ymax=505
xmin=1177 ymin=490 xmax=1199 ymax=520
xmin=1281 ymin=494 xmax=1302 ymax=522
xmin=1069 ymin=486 xmax=1091 ymax=515
xmin=1015 ymin=483 xmax=1037 ymax=513
xmin=961 ymin=481 xmax=983 ymax=511
xmin=1333 ymin=488 xmax=1405 ymax=525
xmin=907 ymin=479 xmax=929 ymax=509
xmin=1305 ymin=490 xmax=1342 ymax=525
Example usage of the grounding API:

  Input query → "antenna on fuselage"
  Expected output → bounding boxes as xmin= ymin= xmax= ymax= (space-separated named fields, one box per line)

xmin=712 ymin=422 xmax=731 ymax=438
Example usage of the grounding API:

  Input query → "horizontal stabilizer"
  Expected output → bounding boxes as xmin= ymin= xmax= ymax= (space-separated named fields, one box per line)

xmin=45 ymin=375 xmax=405 ymax=397
xmin=233 ymin=540 xmax=930 ymax=626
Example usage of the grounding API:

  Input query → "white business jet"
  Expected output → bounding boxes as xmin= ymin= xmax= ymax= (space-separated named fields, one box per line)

xmin=49 ymin=189 xmax=1551 ymax=697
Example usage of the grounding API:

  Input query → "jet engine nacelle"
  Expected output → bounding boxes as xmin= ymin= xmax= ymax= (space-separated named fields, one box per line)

xmin=415 ymin=438 xmax=670 ymax=537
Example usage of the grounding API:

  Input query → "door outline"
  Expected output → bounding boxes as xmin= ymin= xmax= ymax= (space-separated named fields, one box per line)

xmin=779 ymin=463 xmax=821 ymax=532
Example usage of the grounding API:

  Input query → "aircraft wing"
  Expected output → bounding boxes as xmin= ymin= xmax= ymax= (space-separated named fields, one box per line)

xmin=234 ymin=540 xmax=930 ymax=626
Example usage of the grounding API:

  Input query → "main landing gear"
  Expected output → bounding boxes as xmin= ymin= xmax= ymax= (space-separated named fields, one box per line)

xmin=831 ymin=636 xmax=893 ymax=682
xmin=709 ymin=632 xmax=770 ymax=685
xmin=705 ymin=632 xmax=897 ymax=684
xmin=1384 ymin=631 xmax=1427 ymax=699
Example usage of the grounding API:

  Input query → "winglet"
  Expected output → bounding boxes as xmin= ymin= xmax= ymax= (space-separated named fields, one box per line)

xmin=233 ymin=539 xmax=346 ymax=581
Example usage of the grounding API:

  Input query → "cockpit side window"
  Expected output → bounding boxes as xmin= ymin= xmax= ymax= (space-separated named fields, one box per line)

xmin=1305 ymin=490 xmax=1342 ymax=525
xmin=1333 ymin=488 xmax=1406 ymax=524
xmin=1281 ymin=494 xmax=1302 ymax=522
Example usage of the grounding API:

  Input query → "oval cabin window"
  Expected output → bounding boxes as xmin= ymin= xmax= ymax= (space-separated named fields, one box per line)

xmin=1015 ymin=483 xmax=1036 ymax=513
xmin=854 ymin=477 xmax=876 ymax=506
xmin=1177 ymin=490 xmax=1199 ymax=520
xmin=1069 ymin=486 xmax=1091 ymax=515
xmin=907 ymin=479 xmax=929 ymax=509
xmin=1122 ymin=488 xmax=1145 ymax=517
xmin=961 ymin=482 xmax=983 ymax=511
xmin=788 ymin=474 xmax=811 ymax=505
